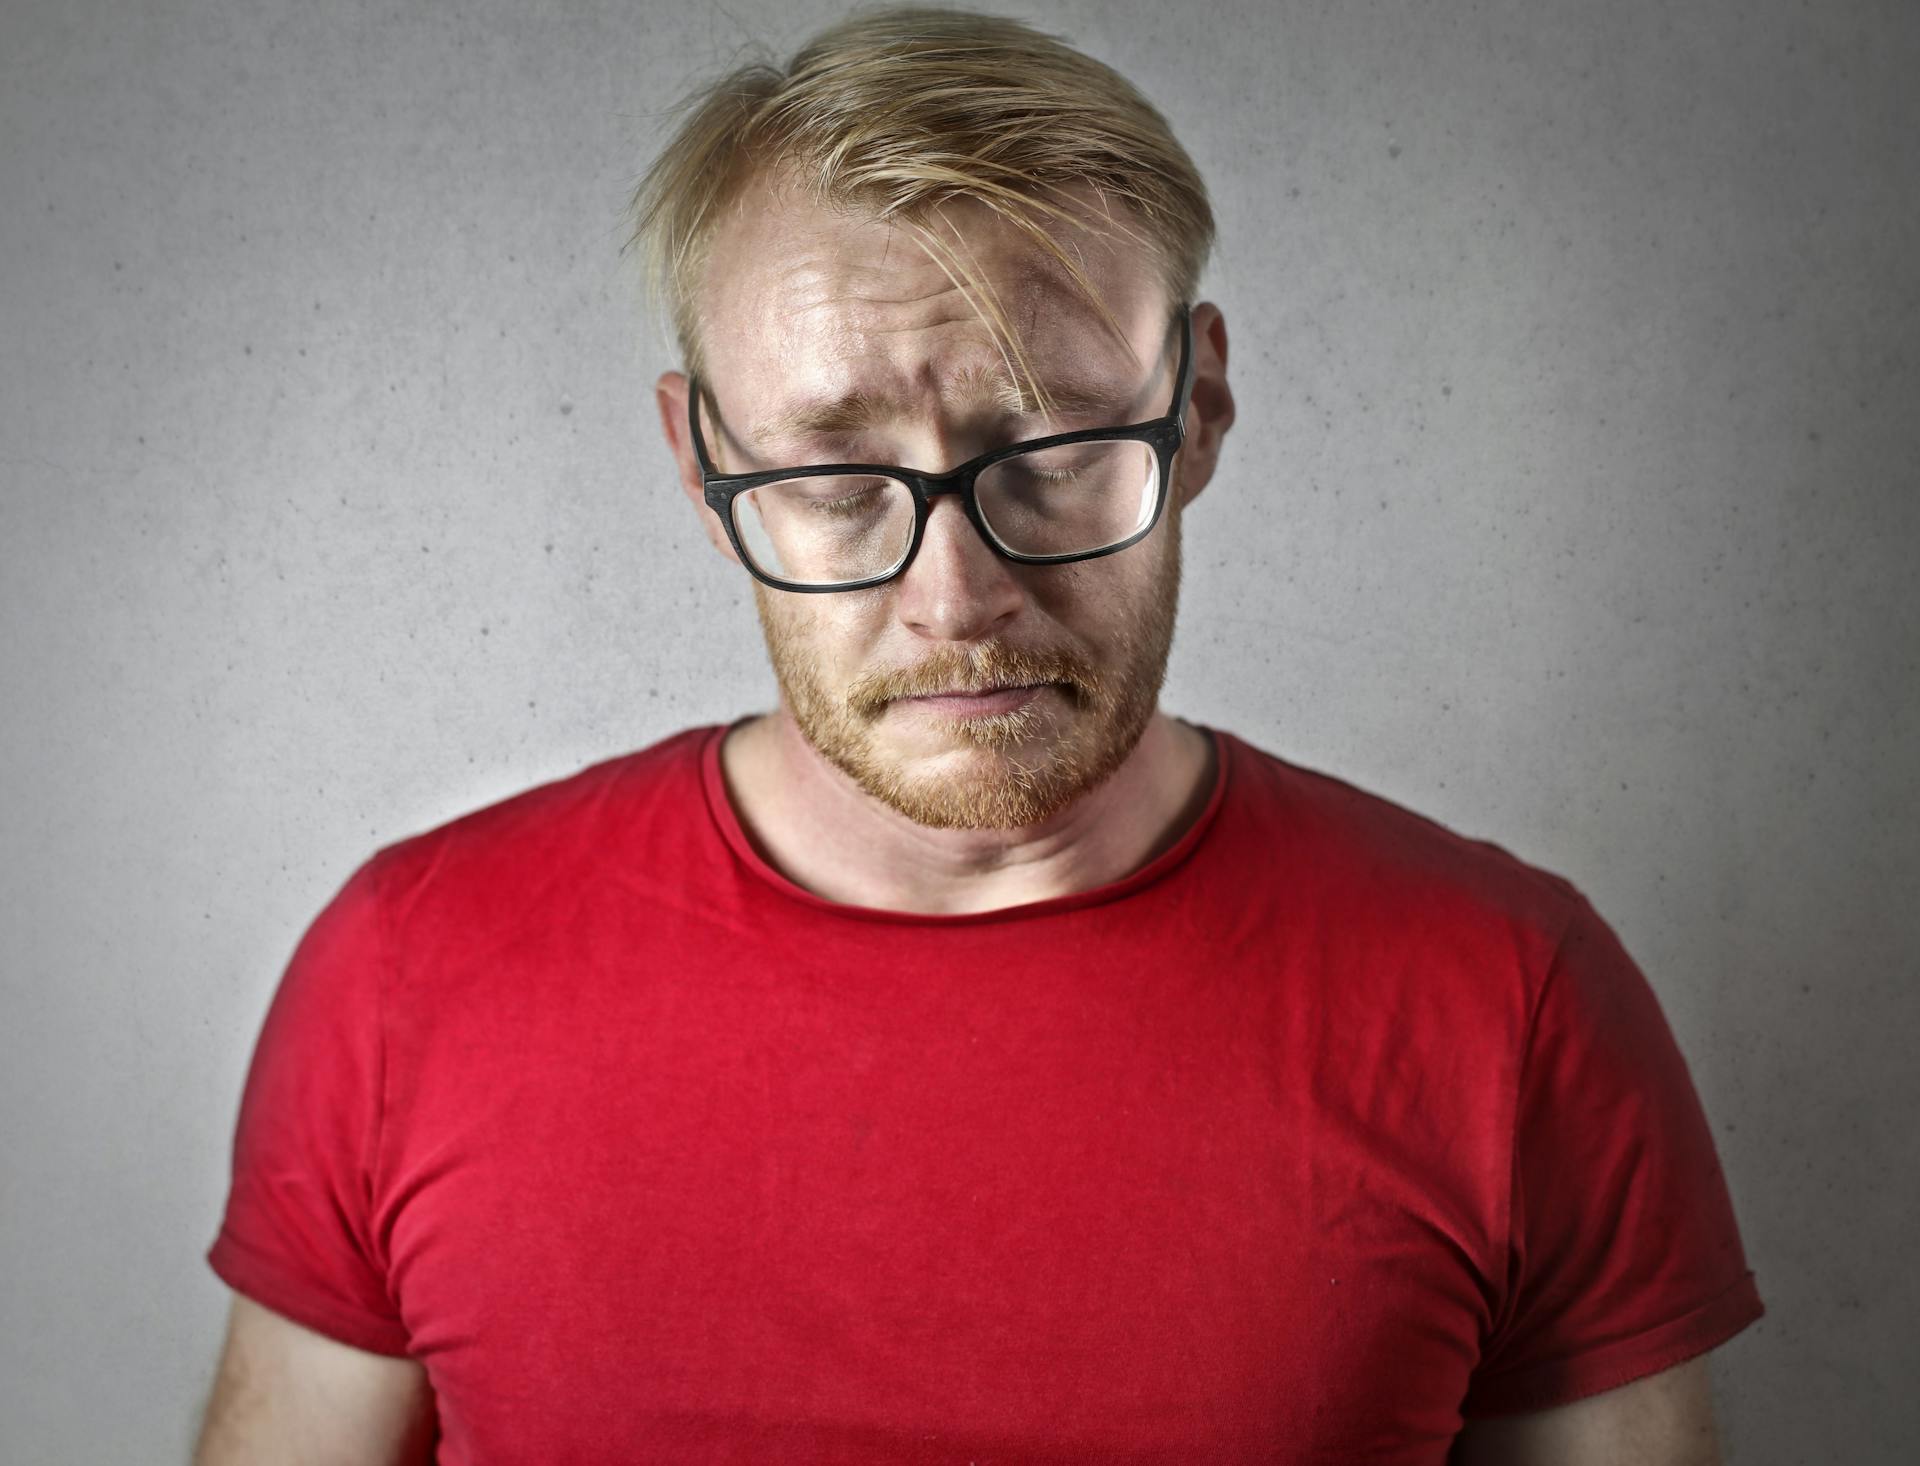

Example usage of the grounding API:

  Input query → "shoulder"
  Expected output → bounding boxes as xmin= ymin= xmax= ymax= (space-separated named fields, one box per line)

xmin=1213 ymin=728 xmax=1592 ymax=989
xmin=1219 ymin=729 xmax=1583 ymax=917
xmin=358 ymin=723 xmax=722 ymax=938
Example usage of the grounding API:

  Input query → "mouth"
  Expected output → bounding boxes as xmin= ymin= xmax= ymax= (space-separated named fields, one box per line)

xmin=928 ymin=680 xmax=1044 ymax=698
xmin=900 ymin=682 xmax=1051 ymax=718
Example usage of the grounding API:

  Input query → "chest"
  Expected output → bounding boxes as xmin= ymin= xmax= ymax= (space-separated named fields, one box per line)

xmin=376 ymin=943 xmax=1508 ymax=1463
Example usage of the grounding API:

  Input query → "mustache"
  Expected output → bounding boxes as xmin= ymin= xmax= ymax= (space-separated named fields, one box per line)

xmin=845 ymin=641 xmax=1100 ymax=717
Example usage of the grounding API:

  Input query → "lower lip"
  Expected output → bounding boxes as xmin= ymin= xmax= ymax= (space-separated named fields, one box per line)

xmin=903 ymin=684 xmax=1048 ymax=717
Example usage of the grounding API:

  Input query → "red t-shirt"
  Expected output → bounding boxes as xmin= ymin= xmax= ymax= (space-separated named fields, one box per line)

xmin=207 ymin=724 xmax=1763 ymax=1463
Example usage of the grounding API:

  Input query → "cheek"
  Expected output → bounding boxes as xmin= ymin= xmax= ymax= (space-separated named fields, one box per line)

xmin=831 ymin=590 xmax=900 ymax=666
xmin=1029 ymin=552 xmax=1167 ymax=648
xmin=1019 ymin=560 xmax=1101 ymax=627
xmin=761 ymin=585 xmax=893 ymax=674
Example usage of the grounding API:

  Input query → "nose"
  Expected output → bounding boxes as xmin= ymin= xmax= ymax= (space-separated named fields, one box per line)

xmin=892 ymin=493 xmax=1024 ymax=642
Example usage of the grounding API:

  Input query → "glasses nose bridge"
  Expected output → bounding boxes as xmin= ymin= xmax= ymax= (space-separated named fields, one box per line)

xmin=908 ymin=464 xmax=990 ymax=547
xmin=902 ymin=463 xmax=1012 ymax=575
xmin=913 ymin=461 xmax=979 ymax=498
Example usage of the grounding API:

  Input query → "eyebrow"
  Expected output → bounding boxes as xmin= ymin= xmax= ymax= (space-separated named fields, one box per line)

xmin=740 ymin=361 xmax=1154 ymax=453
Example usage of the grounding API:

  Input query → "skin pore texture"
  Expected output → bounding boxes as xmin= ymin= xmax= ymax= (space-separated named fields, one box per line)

xmin=654 ymin=180 xmax=1235 ymax=915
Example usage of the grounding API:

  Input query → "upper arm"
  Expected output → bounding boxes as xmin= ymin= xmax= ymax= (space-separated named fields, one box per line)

xmin=1459 ymin=898 xmax=1764 ymax=1417
xmin=193 ymin=1292 xmax=437 ymax=1466
xmin=1451 ymin=1356 xmax=1721 ymax=1466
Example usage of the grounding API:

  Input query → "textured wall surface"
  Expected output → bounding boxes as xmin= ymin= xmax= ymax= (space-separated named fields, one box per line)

xmin=2 ymin=0 xmax=1915 ymax=1460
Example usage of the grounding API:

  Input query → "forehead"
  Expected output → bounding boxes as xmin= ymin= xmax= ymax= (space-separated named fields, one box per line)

xmin=695 ymin=182 xmax=1171 ymax=424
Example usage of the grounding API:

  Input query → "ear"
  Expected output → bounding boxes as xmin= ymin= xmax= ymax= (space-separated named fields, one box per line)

xmin=1172 ymin=301 xmax=1235 ymax=509
xmin=655 ymin=370 xmax=741 ymax=565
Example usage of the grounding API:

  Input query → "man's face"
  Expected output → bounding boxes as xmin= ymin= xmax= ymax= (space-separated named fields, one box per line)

xmin=689 ymin=184 xmax=1192 ymax=830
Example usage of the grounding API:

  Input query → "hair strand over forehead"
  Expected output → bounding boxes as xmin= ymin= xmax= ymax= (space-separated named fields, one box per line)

xmin=623 ymin=5 xmax=1214 ymax=401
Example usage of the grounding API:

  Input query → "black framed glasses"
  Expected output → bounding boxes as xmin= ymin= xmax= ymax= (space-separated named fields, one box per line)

xmin=687 ymin=304 xmax=1195 ymax=593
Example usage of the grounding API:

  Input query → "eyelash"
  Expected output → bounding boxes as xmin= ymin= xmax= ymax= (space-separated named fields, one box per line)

xmin=806 ymin=485 xmax=888 ymax=517
xmin=817 ymin=494 xmax=874 ymax=517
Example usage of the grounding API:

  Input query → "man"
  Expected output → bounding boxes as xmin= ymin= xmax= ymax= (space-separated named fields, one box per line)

xmin=195 ymin=10 xmax=1763 ymax=1463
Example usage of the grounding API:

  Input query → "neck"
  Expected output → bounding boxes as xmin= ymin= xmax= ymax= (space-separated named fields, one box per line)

xmin=719 ymin=706 xmax=1217 ymax=916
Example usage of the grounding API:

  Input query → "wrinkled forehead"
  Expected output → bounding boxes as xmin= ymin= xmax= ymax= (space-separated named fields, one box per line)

xmin=693 ymin=184 xmax=1174 ymax=418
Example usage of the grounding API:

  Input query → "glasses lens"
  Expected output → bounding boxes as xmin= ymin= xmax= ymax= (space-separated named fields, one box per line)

xmin=975 ymin=438 xmax=1161 ymax=559
xmin=730 ymin=474 xmax=916 ymax=587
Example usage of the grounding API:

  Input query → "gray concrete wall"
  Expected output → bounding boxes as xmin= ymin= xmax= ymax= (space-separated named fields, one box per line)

xmin=2 ymin=0 xmax=1914 ymax=1459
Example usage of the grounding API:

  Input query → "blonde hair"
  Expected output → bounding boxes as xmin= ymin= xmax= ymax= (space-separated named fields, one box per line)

xmin=623 ymin=6 xmax=1213 ymax=403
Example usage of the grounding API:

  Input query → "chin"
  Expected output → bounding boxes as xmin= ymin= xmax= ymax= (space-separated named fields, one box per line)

xmin=845 ymin=711 xmax=1121 ymax=832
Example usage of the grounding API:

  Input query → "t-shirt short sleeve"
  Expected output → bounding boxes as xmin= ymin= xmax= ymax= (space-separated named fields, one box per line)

xmin=1460 ymin=896 xmax=1764 ymax=1416
xmin=205 ymin=857 xmax=413 ymax=1356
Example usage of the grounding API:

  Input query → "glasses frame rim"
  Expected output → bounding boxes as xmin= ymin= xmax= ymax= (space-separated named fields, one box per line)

xmin=687 ymin=303 xmax=1195 ymax=594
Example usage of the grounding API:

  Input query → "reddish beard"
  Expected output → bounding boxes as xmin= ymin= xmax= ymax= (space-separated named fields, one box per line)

xmin=751 ymin=492 xmax=1183 ymax=830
